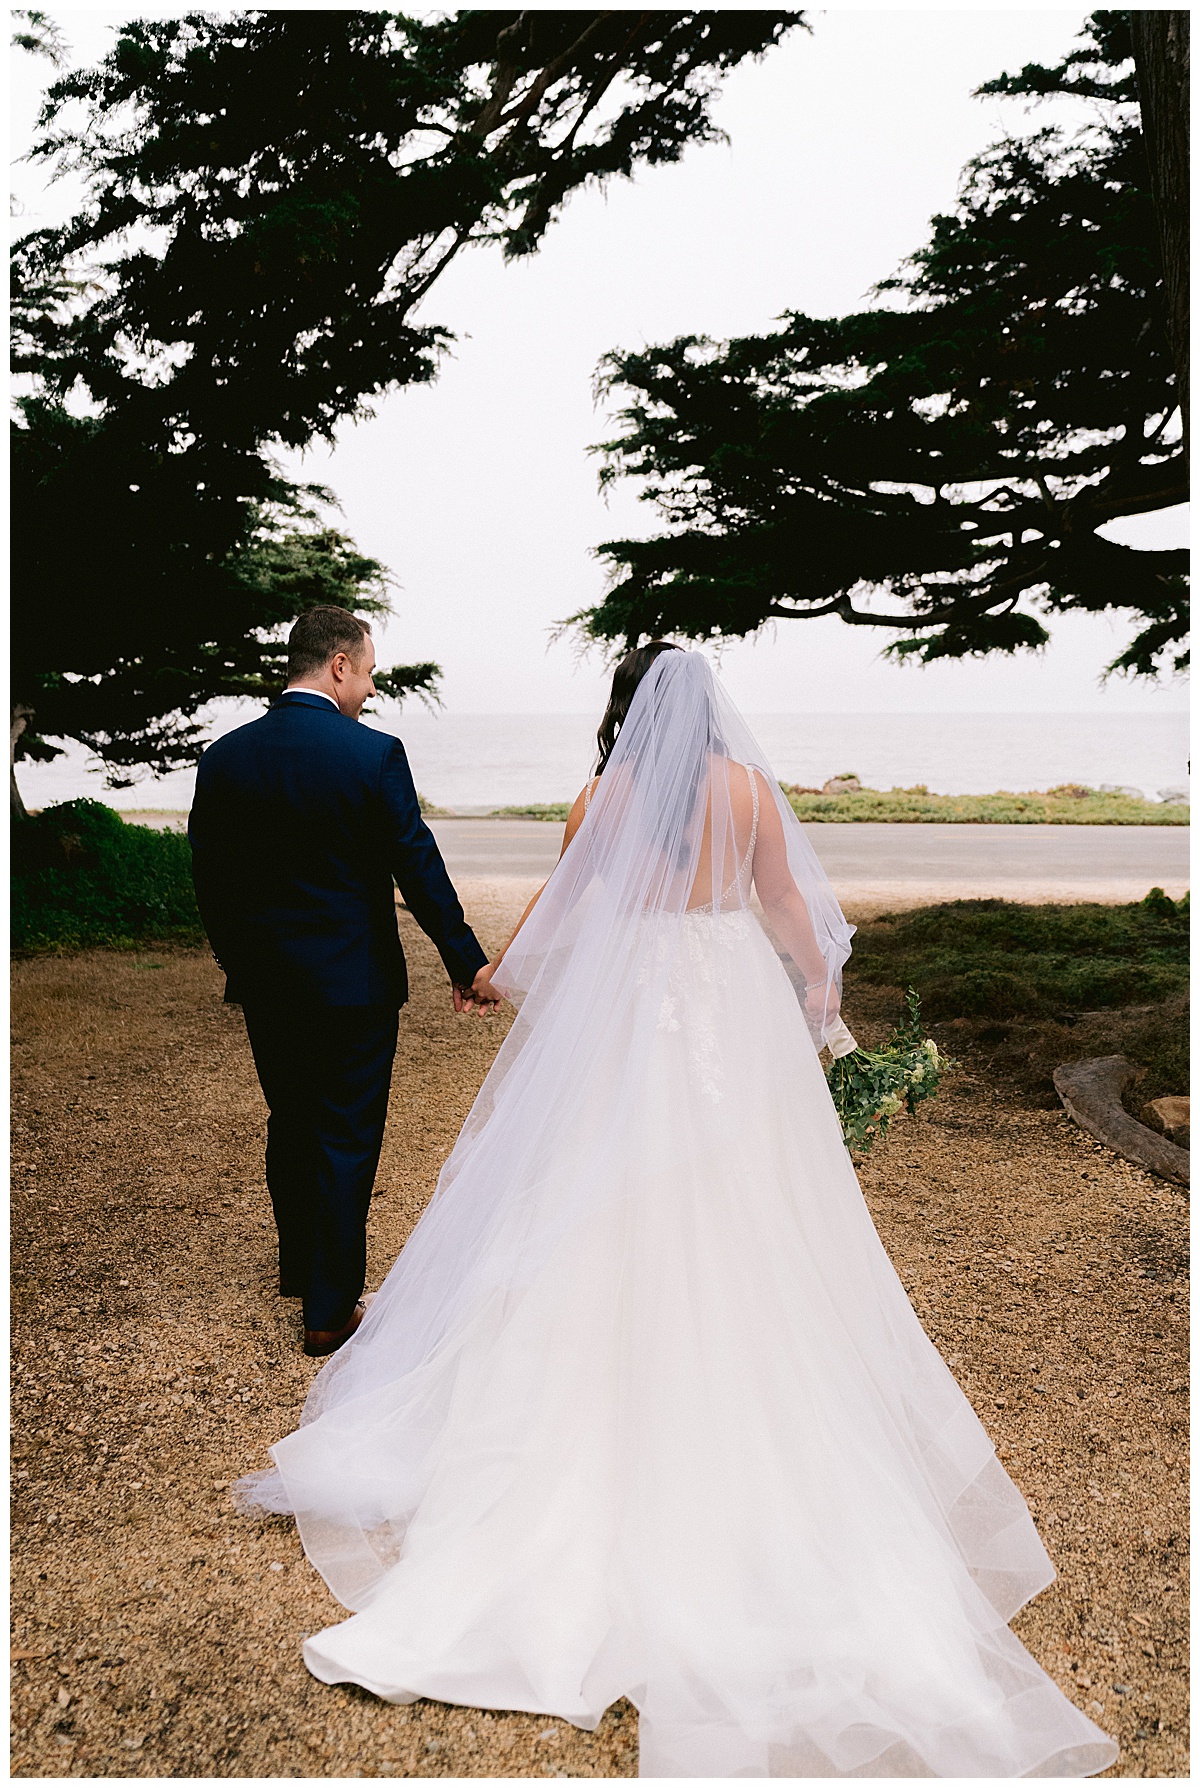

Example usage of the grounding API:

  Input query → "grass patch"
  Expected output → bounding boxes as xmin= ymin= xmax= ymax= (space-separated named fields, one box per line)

xmin=844 ymin=892 xmax=1190 ymax=1116
xmin=12 ymin=800 xmax=204 ymax=953
xmin=783 ymin=785 xmax=1188 ymax=824
xmin=848 ymin=890 xmax=1189 ymax=1023
xmin=485 ymin=787 xmax=1189 ymax=825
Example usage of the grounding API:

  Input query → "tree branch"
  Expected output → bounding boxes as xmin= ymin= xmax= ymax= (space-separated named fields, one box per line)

xmin=553 ymin=14 xmax=653 ymax=159
xmin=484 ymin=13 xmax=622 ymax=145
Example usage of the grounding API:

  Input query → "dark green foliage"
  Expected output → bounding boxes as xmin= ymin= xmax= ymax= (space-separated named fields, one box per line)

xmin=14 ymin=11 xmax=798 ymax=784
xmin=1108 ymin=995 xmax=1189 ymax=1111
xmin=11 ymin=801 xmax=203 ymax=951
xmin=782 ymin=784 xmax=1188 ymax=825
xmin=491 ymin=803 xmax=573 ymax=821
xmin=581 ymin=12 xmax=1187 ymax=676
xmin=10 ymin=8 xmax=65 ymax=64
xmin=850 ymin=892 xmax=1190 ymax=1022
xmin=10 ymin=391 xmax=435 ymax=785
xmin=23 ymin=11 xmax=800 ymax=453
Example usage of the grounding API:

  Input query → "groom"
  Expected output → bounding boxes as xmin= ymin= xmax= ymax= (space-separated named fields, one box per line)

xmin=189 ymin=607 xmax=494 ymax=1357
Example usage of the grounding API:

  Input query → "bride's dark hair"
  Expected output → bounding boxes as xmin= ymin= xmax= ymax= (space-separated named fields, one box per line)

xmin=595 ymin=640 xmax=681 ymax=772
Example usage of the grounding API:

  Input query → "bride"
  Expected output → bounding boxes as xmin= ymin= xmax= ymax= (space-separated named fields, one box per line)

xmin=237 ymin=645 xmax=1117 ymax=1778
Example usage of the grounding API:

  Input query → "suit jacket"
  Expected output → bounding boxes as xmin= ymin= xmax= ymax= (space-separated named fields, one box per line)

xmin=188 ymin=691 xmax=487 ymax=1007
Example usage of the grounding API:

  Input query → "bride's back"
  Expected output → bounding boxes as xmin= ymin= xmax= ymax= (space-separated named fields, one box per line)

xmin=579 ymin=751 xmax=760 ymax=914
xmin=684 ymin=755 xmax=758 ymax=911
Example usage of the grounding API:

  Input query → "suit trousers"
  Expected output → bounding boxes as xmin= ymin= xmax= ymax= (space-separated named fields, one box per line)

xmin=242 ymin=1002 xmax=399 ymax=1332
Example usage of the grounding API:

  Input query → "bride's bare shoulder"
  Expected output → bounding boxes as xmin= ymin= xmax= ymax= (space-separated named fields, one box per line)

xmin=707 ymin=754 xmax=758 ymax=808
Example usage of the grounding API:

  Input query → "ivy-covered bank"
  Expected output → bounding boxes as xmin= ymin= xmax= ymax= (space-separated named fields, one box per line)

xmin=12 ymin=801 xmax=203 ymax=952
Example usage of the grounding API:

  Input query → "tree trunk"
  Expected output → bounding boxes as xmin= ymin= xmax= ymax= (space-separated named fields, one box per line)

xmin=1130 ymin=12 xmax=1190 ymax=453
xmin=11 ymin=705 xmax=34 ymax=821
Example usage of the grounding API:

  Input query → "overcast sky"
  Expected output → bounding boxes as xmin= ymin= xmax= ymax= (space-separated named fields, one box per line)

xmin=13 ymin=5 xmax=1189 ymax=719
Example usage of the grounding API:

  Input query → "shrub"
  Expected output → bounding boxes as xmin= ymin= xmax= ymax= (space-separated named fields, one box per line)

xmin=495 ymin=787 xmax=1191 ymax=824
xmin=850 ymin=892 xmax=1189 ymax=1021
xmin=11 ymin=800 xmax=204 ymax=952
xmin=782 ymin=784 xmax=1189 ymax=825
xmin=490 ymin=803 xmax=572 ymax=821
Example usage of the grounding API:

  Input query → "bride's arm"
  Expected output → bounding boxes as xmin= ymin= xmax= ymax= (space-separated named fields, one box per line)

xmin=464 ymin=780 xmax=597 ymax=1009
xmin=749 ymin=775 xmax=839 ymax=1019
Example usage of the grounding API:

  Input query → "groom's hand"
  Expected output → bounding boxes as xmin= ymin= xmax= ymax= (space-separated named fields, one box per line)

xmin=454 ymin=966 xmax=503 ymax=1017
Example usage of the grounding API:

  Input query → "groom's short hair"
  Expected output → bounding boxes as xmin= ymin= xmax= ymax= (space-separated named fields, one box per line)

xmin=287 ymin=607 xmax=371 ymax=681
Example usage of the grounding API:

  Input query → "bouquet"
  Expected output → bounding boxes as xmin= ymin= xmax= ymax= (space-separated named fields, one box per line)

xmin=825 ymin=989 xmax=955 ymax=1153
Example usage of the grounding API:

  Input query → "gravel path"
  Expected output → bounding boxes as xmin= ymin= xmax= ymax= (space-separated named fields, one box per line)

xmin=11 ymin=882 xmax=1188 ymax=1777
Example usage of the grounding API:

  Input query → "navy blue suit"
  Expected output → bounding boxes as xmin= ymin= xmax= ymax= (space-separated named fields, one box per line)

xmin=188 ymin=690 xmax=487 ymax=1328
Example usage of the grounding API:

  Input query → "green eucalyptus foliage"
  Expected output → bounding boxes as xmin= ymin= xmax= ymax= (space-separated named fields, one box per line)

xmin=11 ymin=801 xmax=203 ymax=951
xmin=13 ymin=10 xmax=800 ymax=788
xmin=581 ymin=12 xmax=1187 ymax=676
xmin=826 ymin=989 xmax=955 ymax=1153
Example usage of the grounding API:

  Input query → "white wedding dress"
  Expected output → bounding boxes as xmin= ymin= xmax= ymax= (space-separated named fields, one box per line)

xmin=237 ymin=655 xmax=1117 ymax=1778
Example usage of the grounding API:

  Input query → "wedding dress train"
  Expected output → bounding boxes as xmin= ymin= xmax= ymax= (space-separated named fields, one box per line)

xmin=237 ymin=655 xmax=1116 ymax=1778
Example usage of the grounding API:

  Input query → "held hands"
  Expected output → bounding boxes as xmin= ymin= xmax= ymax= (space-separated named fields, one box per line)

xmin=453 ymin=961 xmax=505 ymax=1017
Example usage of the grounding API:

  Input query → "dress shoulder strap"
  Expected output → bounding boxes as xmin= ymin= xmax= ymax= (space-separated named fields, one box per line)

xmin=741 ymin=765 xmax=761 ymax=875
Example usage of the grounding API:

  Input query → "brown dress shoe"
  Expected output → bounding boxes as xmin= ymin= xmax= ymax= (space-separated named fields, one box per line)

xmin=303 ymin=1301 xmax=366 ymax=1359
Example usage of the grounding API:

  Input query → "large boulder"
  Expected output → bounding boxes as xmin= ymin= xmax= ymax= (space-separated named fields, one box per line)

xmin=1053 ymin=1056 xmax=1189 ymax=1186
xmin=821 ymin=775 xmax=863 ymax=796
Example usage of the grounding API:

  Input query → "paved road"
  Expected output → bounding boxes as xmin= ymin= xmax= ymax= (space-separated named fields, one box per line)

xmin=122 ymin=811 xmax=1189 ymax=903
xmin=426 ymin=818 xmax=1189 ymax=904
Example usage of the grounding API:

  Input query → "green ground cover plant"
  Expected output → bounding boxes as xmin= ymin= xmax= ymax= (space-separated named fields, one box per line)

xmin=849 ymin=891 xmax=1189 ymax=1023
xmin=488 ymin=788 xmax=1187 ymax=824
xmin=781 ymin=785 xmax=1188 ymax=825
xmin=12 ymin=801 xmax=203 ymax=952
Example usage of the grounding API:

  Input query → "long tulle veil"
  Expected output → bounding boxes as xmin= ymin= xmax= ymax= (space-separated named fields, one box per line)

xmin=492 ymin=649 xmax=854 ymax=1038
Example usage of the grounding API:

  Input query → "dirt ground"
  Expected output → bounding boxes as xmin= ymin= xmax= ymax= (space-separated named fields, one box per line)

xmin=11 ymin=882 xmax=1189 ymax=1778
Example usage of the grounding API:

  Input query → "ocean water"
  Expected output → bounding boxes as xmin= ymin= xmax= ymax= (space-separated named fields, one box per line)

xmin=16 ymin=709 xmax=1190 ymax=813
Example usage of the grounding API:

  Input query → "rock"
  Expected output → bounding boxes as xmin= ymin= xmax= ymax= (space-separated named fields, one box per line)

xmin=1141 ymin=1096 xmax=1190 ymax=1148
xmin=1098 ymin=784 xmax=1146 ymax=800
xmin=1053 ymin=1057 xmax=1189 ymax=1187
xmin=821 ymin=775 xmax=863 ymax=796
xmin=1157 ymin=787 xmax=1190 ymax=805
